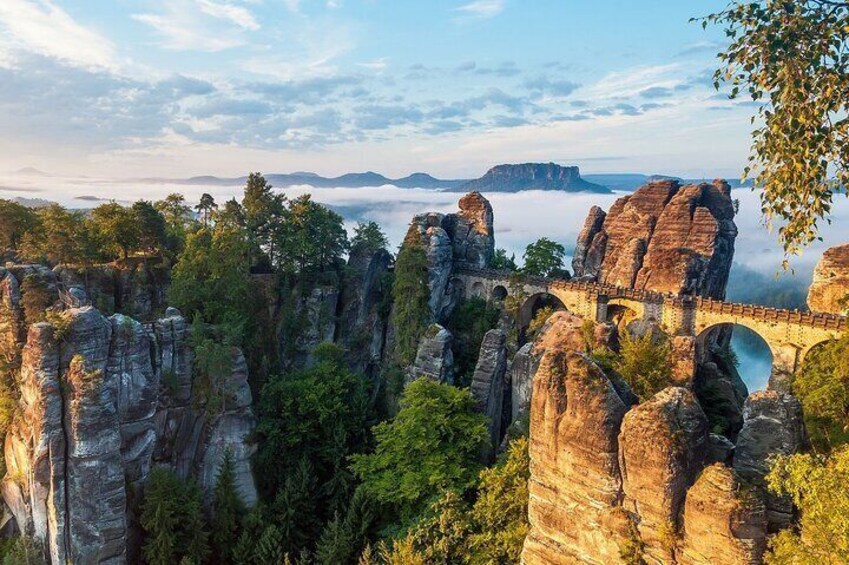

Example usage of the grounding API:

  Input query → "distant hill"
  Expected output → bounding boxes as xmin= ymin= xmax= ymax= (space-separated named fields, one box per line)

xmin=151 ymin=171 xmax=467 ymax=190
xmin=452 ymin=163 xmax=610 ymax=193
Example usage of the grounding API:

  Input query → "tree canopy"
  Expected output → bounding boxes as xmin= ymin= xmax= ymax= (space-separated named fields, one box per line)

xmin=522 ymin=238 xmax=567 ymax=278
xmin=705 ymin=0 xmax=849 ymax=258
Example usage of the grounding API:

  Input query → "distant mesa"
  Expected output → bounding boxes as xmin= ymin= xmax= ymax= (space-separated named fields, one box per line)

xmin=453 ymin=163 xmax=610 ymax=193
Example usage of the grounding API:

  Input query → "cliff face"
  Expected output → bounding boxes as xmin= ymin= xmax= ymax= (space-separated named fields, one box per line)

xmin=522 ymin=313 xmax=770 ymax=565
xmin=807 ymin=243 xmax=849 ymax=314
xmin=405 ymin=192 xmax=495 ymax=321
xmin=572 ymin=180 xmax=737 ymax=299
xmin=455 ymin=163 xmax=610 ymax=193
xmin=0 ymin=268 xmax=256 ymax=564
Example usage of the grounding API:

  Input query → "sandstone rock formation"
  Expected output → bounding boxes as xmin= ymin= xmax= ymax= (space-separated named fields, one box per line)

xmin=679 ymin=464 xmax=767 ymax=565
xmin=619 ymin=387 xmax=709 ymax=563
xmin=807 ymin=243 xmax=849 ymax=314
xmin=469 ymin=329 xmax=508 ymax=452
xmin=733 ymin=391 xmax=806 ymax=530
xmin=408 ymin=324 xmax=454 ymax=384
xmin=455 ymin=163 xmax=609 ymax=193
xmin=1 ymin=300 xmax=257 ymax=563
xmin=523 ymin=313 xmax=632 ymax=565
xmin=405 ymin=193 xmax=495 ymax=321
xmin=572 ymin=180 xmax=737 ymax=299
xmin=509 ymin=342 xmax=540 ymax=424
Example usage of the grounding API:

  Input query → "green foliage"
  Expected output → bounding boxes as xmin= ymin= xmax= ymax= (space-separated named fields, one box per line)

xmin=447 ymin=298 xmax=500 ymax=386
xmin=391 ymin=238 xmax=431 ymax=366
xmin=189 ymin=318 xmax=235 ymax=414
xmin=794 ymin=335 xmax=849 ymax=451
xmin=140 ymin=468 xmax=209 ymax=565
xmin=466 ymin=436 xmax=530 ymax=564
xmin=526 ymin=305 xmax=555 ymax=341
xmin=765 ymin=446 xmax=849 ymax=564
xmin=211 ymin=451 xmax=246 ymax=564
xmin=276 ymin=194 xmax=349 ymax=274
xmin=614 ymin=330 xmax=673 ymax=402
xmin=522 ymin=238 xmax=567 ymax=278
xmin=351 ymin=221 xmax=389 ymax=255
xmin=89 ymin=201 xmax=139 ymax=259
xmin=132 ymin=200 xmax=168 ymax=255
xmin=0 ymin=199 xmax=40 ymax=254
xmin=1 ymin=536 xmax=47 ymax=565
xmin=168 ymin=226 xmax=257 ymax=342
xmin=196 ymin=193 xmax=218 ymax=226
xmin=351 ymin=378 xmax=489 ymax=524
xmin=20 ymin=274 xmax=54 ymax=325
xmin=253 ymin=343 xmax=371 ymax=553
xmin=489 ymin=248 xmax=517 ymax=271
xmin=704 ymin=1 xmax=849 ymax=258
xmin=242 ymin=172 xmax=287 ymax=267
xmin=19 ymin=204 xmax=94 ymax=265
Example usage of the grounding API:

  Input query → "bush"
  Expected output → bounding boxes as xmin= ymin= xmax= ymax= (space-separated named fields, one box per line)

xmin=447 ymin=298 xmax=500 ymax=386
xmin=614 ymin=331 xmax=673 ymax=402
xmin=793 ymin=335 xmax=849 ymax=451
xmin=391 ymin=239 xmax=430 ymax=366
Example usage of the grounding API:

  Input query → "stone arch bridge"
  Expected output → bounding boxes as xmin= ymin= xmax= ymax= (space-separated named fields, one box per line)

xmin=454 ymin=268 xmax=846 ymax=382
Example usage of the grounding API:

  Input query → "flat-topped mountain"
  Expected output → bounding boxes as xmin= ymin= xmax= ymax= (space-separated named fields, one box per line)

xmin=452 ymin=163 xmax=610 ymax=193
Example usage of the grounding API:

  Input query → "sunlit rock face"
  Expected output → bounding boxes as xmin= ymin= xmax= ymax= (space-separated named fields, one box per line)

xmin=680 ymin=464 xmax=767 ymax=565
xmin=572 ymin=180 xmax=737 ymax=299
xmin=522 ymin=313 xmax=769 ymax=565
xmin=408 ymin=323 xmax=454 ymax=384
xmin=807 ymin=242 xmax=849 ymax=314
xmin=2 ymin=305 xmax=257 ymax=564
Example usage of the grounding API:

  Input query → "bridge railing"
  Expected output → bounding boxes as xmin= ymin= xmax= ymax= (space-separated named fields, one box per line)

xmin=455 ymin=268 xmax=848 ymax=331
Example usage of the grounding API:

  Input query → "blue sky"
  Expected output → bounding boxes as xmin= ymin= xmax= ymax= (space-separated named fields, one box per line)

xmin=0 ymin=1 xmax=759 ymax=179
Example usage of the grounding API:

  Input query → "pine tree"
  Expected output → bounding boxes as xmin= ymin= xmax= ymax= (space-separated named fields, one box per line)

xmin=211 ymin=450 xmax=245 ymax=564
xmin=314 ymin=513 xmax=353 ymax=565
xmin=255 ymin=525 xmax=285 ymax=565
xmin=391 ymin=237 xmax=430 ymax=365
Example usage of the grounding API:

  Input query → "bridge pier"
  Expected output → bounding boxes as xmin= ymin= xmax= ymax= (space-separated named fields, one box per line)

xmin=768 ymin=344 xmax=801 ymax=393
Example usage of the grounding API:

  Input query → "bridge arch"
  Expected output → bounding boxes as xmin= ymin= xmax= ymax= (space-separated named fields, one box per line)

xmin=519 ymin=292 xmax=568 ymax=343
xmin=604 ymin=298 xmax=645 ymax=330
xmin=696 ymin=322 xmax=778 ymax=392
xmin=491 ymin=285 xmax=508 ymax=302
xmin=470 ymin=281 xmax=485 ymax=298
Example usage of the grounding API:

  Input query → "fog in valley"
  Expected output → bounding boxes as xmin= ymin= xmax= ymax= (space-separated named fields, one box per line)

xmin=3 ymin=171 xmax=847 ymax=392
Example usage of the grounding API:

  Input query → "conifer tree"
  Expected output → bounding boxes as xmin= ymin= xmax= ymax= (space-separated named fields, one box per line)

xmin=391 ymin=236 xmax=430 ymax=365
xmin=211 ymin=450 xmax=245 ymax=564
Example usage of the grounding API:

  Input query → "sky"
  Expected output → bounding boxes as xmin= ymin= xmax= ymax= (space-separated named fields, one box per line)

xmin=0 ymin=0 xmax=760 ymax=179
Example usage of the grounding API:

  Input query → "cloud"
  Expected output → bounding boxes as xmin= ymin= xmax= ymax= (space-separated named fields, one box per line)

xmin=454 ymin=0 xmax=505 ymax=20
xmin=474 ymin=61 xmax=520 ymax=77
xmin=0 ymin=0 xmax=117 ymax=70
xmin=677 ymin=41 xmax=723 ymax=57
xmin=132 ymin=0 xmax=260 ymax=52
xmin=359 ymin=58 xmax=389 ymax=72
xmin=638 ymin=86 xmax=674 ymax=99
xmin=525 ymin=76 xmax=580 ymax=97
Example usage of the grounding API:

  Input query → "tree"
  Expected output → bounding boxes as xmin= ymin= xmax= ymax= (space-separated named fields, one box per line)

xmin=351 ymin=378 xmax=489 ymax=523
xmin=19 ymin=205 xmax=94 ymax=265
xmin=447 ymin=297 xmax=500 ymax=385
xmin=614 ymin=330 xmax=673 ymax=402
xmin=276 ymin=194 xmax=349 ymax=273
xmin=793 ymin=335 xmax=849 ymax=450
xmin=765 ymin=445 xmax=849 ymax=564
xmin=522 ymin=238 xmax=567 ymax=278
xmin=132 ymin=200 xmax=167 ymax=255
xmin=1 ymin=536 xmax=47 ymax=565
xmin=155 ymin=193 xmax=194 ymax=256
xmin=350 ymin=221 xmax=389 ymax=255
xmin=211 ymin=451 xmax=246 ymax=564
xmin=140 ymin=468 xmax=209 ymax=565
xmin=490 ymin=248 xmax=517 ymax=271
xmin=0 ymin=200 xmax=40 ymax=254
xmin=391 ymin=237 xmax=431 ymax=365
xmin=89 ymin=202 xmax=138 ymax=259
xmin=242 ymin=173 xmax=286 ymax=266
xmin=467 ymin=436 xmax=530 ymax=564
xmin=705 ymin=1 xmax=849 ymax=258
xmin=197 ymin=193 xmax=218 ymax=227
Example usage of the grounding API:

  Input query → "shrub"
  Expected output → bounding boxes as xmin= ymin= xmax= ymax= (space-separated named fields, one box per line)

xmin=614 ymin=330 xmax=673 ymax=402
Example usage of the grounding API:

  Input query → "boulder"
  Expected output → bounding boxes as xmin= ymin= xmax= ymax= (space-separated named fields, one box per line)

xmin=469 ymin=329 xmax=508 ymax=451
xmin=522 ymin=314 xmax=632 ymax=565
xmin=618 ymin=387 xmax=709 ymax=563
xmin=807 ymin=243 xmax=849 ymax=314
xmin=733 ymin=391 xmax=806 ymax=530
xmin=679 ymin=464 xmax=767 ymax=565
xmin=408 ymin=324 xmax=454 ymax=384
xmin=573 ymin=180 xmax=737 ymax=299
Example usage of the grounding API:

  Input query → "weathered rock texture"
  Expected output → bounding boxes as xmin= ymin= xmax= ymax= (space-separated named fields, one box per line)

xmin=680 ymin=464 xmax=767 ymax=565
xmin=572 ymin=180 xmax=737 ymax=299
xmin=523 ymin=312 xmax=632 ymax=565
xmin=522 ymin=313 xmax=768 ymax=565
xmin=408 ymin=324 xmax=454 ymax=384
xmin=1 ymin=300 xmax=257 ymax=564
xmin=619 ymin=387 xmax=709 ymax=563
xmin=807 ymin=243 xmax=849 ymax=314
xmin=469 ymin=329 xmax=508 ymax=451
xmin=405 ymin=193 xmax=495 ymax=321
xmin=733 ymin=391 xmax=806 ymax=531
